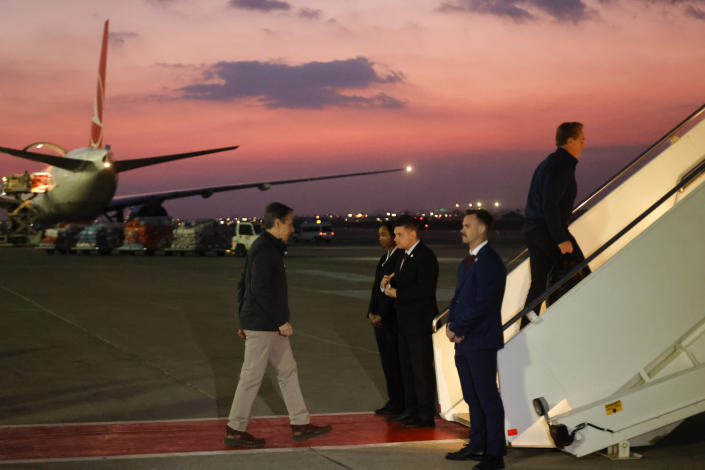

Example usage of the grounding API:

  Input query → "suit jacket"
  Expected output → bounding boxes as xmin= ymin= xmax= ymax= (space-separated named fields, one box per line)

xmin=390 ymin=241 xmax=439 ymax=336
xmin=448 ymin=243 xmax=507 ymax=350
xmin=368 ymin=248 xmax=404 ymax=330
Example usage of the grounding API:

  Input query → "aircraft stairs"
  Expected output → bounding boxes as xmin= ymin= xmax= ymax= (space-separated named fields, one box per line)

xmin=432 ymin=104 xmax=705 ymax=459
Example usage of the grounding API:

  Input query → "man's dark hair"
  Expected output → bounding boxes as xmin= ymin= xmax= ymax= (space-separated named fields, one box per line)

xmin=394 ymin=214 xmax=420 ymax=233
xmin=380 ymin=220 xmax=395 ymax=235
xmin=555 ymin=122 xmax=583 ymax=146
xmin=263 ymin=202 xmax=293 ymax=229
xmin=465 ymin=209 xmax=493 ymax=230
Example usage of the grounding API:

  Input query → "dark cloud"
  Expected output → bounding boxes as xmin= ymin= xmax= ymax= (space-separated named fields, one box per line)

xmin=179 ymin=57 xmax=405 ymax=109
xmin=298 ymin=7 xmax=323 ymax=19
xmin=108 ymin=32 xmax=138 ymax=47
xmin=228 ymin=0 xmax=291 ymax=12
xmin=684 ymin=5 xmax=705 ymax=19
xmin=439 ymin=0 xmax=594 ymax=23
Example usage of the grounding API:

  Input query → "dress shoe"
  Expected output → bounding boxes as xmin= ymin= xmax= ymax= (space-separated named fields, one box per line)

xmin=291 ymin=423 xmax=332 ymax=442
xmin=374 ymin=405 xmax=394 ymax=415
xmin=224 ymin=426 xmax=265 ymax=448
xmin=402 ymin=418 xmax=435 ymax=429
xmin=387 ymin=412 xmax=413 ymax=422
xmin=473 ymin=456 xmax=505 ymax=470
xmin=445 ymin=445 xmax=484 ymax=460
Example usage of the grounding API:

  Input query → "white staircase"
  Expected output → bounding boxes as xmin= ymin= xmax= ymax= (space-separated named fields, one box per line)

xmin=432 ymin=105 xmax=705 ymax=458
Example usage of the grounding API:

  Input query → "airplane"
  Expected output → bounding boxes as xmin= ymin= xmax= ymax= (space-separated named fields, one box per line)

xmin=0 ymin=20 xmax=409 ymax=236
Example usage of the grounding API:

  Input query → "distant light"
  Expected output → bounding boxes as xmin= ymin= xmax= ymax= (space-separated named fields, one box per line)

xmin=348 ymin=213 xmax=353 ymax=218
xmin=316 ymin=220 xmax=321 ymax=224
xmin=391 ymin=213 xmax=397 ymax=217
xmin=315 ymin=215 xmax=320 ymax=219
xmin=455 ymin=203 xmax=459 ymax=208
xmin=405 ymin=165 xmax=413 ymax=173
xmin=243 ymin=217 xmax=248 ymax=221
xmin=103 ymin=162 xmax=111 ymax=168
xmin=386 ymin=212 xmax=391 ymax=216
xmin=494 ymin=201 xmax=500 ymax=207
xmin=468 ymin=203 xmax=473 ymax=207
xmin=477 ymin=202 xmax=483 ymax=208
xmin=430 ymin=212 xmax=434 ymax=216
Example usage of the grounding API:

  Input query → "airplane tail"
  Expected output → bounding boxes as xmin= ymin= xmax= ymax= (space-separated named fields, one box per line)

xmin=90 ymin=20 xmax=109 ymax=150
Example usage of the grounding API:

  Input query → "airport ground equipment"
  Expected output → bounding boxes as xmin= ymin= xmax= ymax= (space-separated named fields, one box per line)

xmin=0 ymin=171 xmax=53 ymax=245
xmin=432 ymin=104 xmax=705 ymax=459
xmin=117 ymin=217 xmax=174 ymax=255
xmin=291 ymin=221 xmax=335 ymax=243
xmin=230 ymin=221 xmax=262 ymax=256
xmin=166 ymin=219 xmax=230 ymax=256
xmin=74 ymin=223 xmax=124 ymax=255
xmin=36 ymin=224 xmax=87 ymax=254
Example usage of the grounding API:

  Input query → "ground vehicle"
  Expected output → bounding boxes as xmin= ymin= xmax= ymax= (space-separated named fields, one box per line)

xmin=230 ymin=221 xmax=262 ymax=256
xmin=117 ymin=217 xmax=173 ymax=255
xmin=166 ymin=219 xmax=229 ymax=256
xmin=292 ymin=222 xmax=335 ymax=242
xmin=74 ymin=223 xmax=124 ymax=255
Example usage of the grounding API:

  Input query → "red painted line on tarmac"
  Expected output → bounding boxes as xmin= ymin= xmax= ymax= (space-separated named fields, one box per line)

xmin=0 ymin=413 xmax=467 ymax=462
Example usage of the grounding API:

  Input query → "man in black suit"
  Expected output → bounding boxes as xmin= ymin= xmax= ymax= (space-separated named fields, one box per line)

xmin=367 ymin=221 xmax=405 ymax=415
xmin=522 ymin=122 xmax=588 ymax=327
xmin=381 ymin=215 xmax=439 ymax=429
xmin=446 ymin=209 xmax=507 ymax=470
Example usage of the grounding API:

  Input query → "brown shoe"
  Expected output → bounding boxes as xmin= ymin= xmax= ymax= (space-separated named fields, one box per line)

xmin=291 ymin=423 xmax=332 ymax=442
xmin=224 ymin=425 xmax=265 ymax=448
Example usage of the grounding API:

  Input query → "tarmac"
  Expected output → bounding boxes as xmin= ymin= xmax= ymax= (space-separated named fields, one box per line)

xmin=1 ymin=228 xmax=704 ymax=469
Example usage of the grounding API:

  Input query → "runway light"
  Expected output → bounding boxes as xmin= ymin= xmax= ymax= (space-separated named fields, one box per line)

xmin=405 ymin=165 xmax=413 ymax=173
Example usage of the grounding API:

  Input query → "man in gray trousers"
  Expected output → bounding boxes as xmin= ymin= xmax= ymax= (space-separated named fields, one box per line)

xmin=225 ymin=202 xmax=332 ymax=447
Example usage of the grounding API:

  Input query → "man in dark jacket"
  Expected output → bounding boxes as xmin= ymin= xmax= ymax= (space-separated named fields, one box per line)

xmin=225 ymin=202 xmax=331 ymax=448
xmin=381 ymin=215 xmax=439 ymax=429
xmin=445 ymin=209 xmax=507 ymax=470
xmin=367 ymin=221 xmax=405 ymax=415
xmin=522 ymin=122 xmax=588 ymax=327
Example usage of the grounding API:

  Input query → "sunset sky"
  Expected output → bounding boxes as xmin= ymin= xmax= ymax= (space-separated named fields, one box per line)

xmin=1 ymin=0 xmax=704 ymax=217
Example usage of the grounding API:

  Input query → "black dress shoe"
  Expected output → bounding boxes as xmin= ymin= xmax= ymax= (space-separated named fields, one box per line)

xmin=473 ymin=456 xmax=504 ymax=470
xmin=445 ymin=445 xmax=484 ymax=461
xmin=387 ymin=412 xmax=413 ymax=422
xmin=374 ymin=406 xmax=394 ymax=415
xmin=402 ymin=418 xmax=435 ymax=429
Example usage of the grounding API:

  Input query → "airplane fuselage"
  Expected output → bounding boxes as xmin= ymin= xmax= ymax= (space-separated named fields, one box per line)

xmin=30 ymin=147 xmax=117 ymax=223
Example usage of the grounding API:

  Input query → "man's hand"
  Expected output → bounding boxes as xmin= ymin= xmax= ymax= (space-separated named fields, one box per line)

xmin=278 ymin=322 xmax=293 ymax=337
xmin=445 ymin=324 xmax=456 ymax=342
xmin=452 ymin=336 xmax=465 ymax=343
xmin=368 ymin=313 xmax=383 ymax=328
xmin=237 ymin=329 xmax=247 ymax=340
xmin=384 ymin=284 xmax=397 ymax=298
xmin=558 ymin=240 xmax=574 ymax=254
xmin=380 ymin=273 xmax=395 ymax=290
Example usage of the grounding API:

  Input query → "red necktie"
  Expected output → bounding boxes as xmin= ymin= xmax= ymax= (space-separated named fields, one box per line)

xmin=465 ymin=254 xmax=475 ymax=269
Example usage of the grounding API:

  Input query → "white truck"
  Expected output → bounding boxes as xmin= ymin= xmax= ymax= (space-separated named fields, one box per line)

xmin=230 ymin=221 xmax=262 ymax=256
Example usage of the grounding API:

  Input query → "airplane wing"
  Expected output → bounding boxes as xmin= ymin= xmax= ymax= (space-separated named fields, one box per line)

xmin=0 ymin=146 xmax=88 ymax=171
xmin=107 ymin=167 xmax=405 ymax=212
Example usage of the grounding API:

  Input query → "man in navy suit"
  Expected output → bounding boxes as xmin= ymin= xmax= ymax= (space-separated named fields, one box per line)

xmin=445 ymin=209 xmax=508 ymax=470
xmin=381 ymin=215 xmax=439 ymax=429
